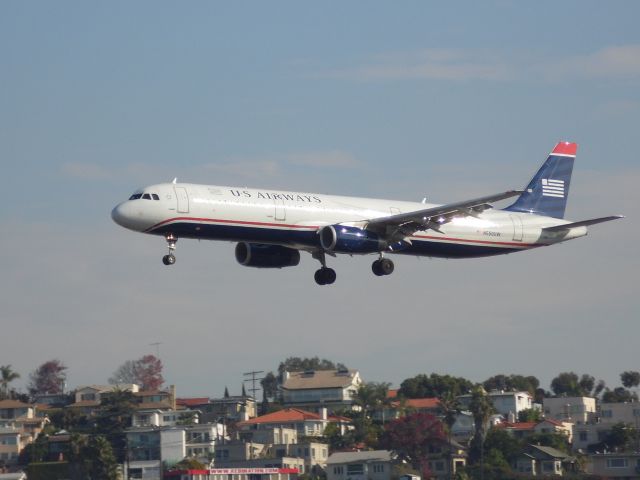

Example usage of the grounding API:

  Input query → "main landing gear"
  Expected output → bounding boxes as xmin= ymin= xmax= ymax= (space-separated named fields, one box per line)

xmin=162 ymin=234 xmax=178 ymax=265
xmin=372 ymin=256 xmax=394 ymax=276
xmin=312 ymin=251 xmax=336 ymax=285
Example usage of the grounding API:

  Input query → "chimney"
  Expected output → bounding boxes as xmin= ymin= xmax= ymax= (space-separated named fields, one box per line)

xmin=170 ymin=384 xmax=176 ymax=409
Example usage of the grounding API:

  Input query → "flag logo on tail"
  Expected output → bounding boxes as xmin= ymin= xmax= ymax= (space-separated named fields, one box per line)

xmin=542 ymin=178 xmax=565 ymax=198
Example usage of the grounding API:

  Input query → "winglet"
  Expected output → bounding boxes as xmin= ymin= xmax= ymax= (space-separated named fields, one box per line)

xmin=552 ymin=141 xmax=578 ymax=156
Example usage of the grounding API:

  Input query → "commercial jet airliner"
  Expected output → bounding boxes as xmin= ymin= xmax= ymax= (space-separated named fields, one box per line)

xmin=112 ymin=142 xmax=622 ymax=285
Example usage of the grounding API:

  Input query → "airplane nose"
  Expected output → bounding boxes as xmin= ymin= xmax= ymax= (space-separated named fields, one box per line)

xmin=111 ymin=202 xmax=141 ymax=230
xmin=111 ymin=203 xmax=127 ymax=227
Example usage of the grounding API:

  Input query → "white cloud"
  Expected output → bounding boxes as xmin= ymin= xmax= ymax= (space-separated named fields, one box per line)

xmin=556 ymin=45 xmax=640 ymax=79
xmin=320 ymin=45 xmax=640 ymax=83
xmin=61 ymin=162 xmax=112 ymax=180
xmin=286 ymin=150 xmax=361 ymax=168
xmin=321 ymin=48 xmax=513 ymax=81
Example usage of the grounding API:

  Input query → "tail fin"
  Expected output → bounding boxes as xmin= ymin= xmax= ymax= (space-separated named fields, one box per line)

xmin=504 ymin=141 xmax=576 ymax=219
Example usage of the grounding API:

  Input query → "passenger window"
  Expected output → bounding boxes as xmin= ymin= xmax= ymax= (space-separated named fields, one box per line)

xmin=152 ymin=194 xmax=160 ymax=200
xmin=142 ymin=194 xmax=152 ymax=200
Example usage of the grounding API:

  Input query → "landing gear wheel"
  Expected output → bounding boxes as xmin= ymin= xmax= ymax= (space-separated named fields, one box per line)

xmin=163 ymin=234 xmax=178 ymax=266
xmin=162 ymin=254 xmax=176 ymax=266
xmin=372 ymin=260 xmax=384 ymax=276
xmin=314 ymin=267 xmax=336 ymax=285
xmin=372 ymin=258 xmax=394 ymax=276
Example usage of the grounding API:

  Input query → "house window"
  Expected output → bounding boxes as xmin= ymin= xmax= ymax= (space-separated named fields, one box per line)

xmin=373 ymin=464 xmax=384 ymax=473
xmin=606 ymin=458 xmax=628 ymax=468
xmin=81 ymin=393 xmax=96 ymax=401
xmin=347 ymin=464 xmax=364 ymax=475
xmin=434 ymin=461 xmax=444 ymax=471
xmin=579 ymin=431 xmax=588 ymax=442
xmin=543 ymin=462 xmax=555 ymax=472
xmin=601 ymin=409 xmax=612 ymax=418
xmin=333 ymin=466 xmax=344 ymax=475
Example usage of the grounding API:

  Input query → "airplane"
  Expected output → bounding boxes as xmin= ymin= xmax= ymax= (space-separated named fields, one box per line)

xmin=111 ymin=141 xmax=623 ymax=285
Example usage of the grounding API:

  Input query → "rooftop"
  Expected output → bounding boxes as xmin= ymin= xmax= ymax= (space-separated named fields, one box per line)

xmin=282 ymin=369 xmax=359 ymax=390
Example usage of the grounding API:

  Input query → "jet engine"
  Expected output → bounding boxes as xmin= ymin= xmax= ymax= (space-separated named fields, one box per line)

xmin=319 ymin=225 xmax=384 ymax=254
xmin=235 ymin=242 xmax=300 ymax=268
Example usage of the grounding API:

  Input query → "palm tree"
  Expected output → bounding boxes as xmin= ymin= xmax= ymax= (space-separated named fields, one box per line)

xmin=468 ymin=386 xmax=495 ymax=479
xmin=0 ymin=365 xmax=20 ymax=399
xmin=438 ymin=392 xmax=461 ymax=480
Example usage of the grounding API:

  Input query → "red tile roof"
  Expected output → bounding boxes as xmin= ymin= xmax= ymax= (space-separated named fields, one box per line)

xmin=403 ymin=398 xmax=440 ymax=409
xmin=239 ymin=408 xmax=345 ymax=426
xmin=176 ymin=397 xmax=209 ymax=407
xmin=387 ymin=389 xmax=399 ymax=399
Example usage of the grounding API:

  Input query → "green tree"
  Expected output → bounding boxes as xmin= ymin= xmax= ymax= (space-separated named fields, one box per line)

xmin=468 ymin=387 xmax=495 ymax=465
xmin=277 ymin=357 xmax=347 ymax=377
xmin=353 ymin=382 xmax=391 ymax=420
xmin=602 ymin=387 xmax=638 ymax=403
xmin=482 ymin=374 xmax=540 ymax=395
xmin=483 ymin=428 xmax=522 ymax=464
xmin=0 ymin=365 xmax=20 ymax=400
xmin=68 ymin=434 xmax=118 ymax=480
xmin=621 ymin=371 xmax=640 ymax=389
xmin=517 ymin=408 xmax=543 ymax=423
xmin=170 ymin=457 xmax=207 ymax=470
xmin=550 ymin=372 xmax=605 ymax=397
xmin=526 ymin=432 xmax=570 ymax=453
xmin=260 ymin=371 xmax=279 ymax=399
xmin=94 ymin=389 xmax=136 ymax=463
xmin=399 ymin=373 xmax=473 ymax=398
xmin=604 ymin=423 xmax=636 ymax=451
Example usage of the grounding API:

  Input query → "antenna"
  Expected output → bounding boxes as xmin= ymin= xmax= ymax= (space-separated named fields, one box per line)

xmin=243 ymin=370 xmax=265 ymax=398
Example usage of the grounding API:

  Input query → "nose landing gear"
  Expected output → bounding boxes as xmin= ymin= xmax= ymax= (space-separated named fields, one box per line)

xmin=372 ymin=257 xmax=394 ymax=276
xmin=162 ymin=234 xmax=178 ymax=266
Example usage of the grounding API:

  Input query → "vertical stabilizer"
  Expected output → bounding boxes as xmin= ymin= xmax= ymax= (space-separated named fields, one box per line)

xmin=504 ymin=141 xmax=576 ymax=219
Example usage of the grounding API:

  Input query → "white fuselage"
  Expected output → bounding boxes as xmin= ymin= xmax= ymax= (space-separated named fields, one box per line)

xmin=111 ymin=182 xmax=587 ymax=259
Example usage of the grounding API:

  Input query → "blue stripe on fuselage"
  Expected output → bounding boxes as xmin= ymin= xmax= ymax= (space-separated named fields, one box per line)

xmin=149 ymin=221 xmax=523 ymax=259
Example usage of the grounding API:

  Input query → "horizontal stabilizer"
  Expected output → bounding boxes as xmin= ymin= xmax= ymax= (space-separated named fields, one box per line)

xmin=542 ymin=215 xmax=624 ymax=232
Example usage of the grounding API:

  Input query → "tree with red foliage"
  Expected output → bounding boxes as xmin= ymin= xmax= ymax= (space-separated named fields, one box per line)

xmin=380 ymin=412 xmax=446 ymax=477
xmin=108 ymin=355 xmax=164 ymax=391
xmin=28 ymin=359 xmax=67 ymax=395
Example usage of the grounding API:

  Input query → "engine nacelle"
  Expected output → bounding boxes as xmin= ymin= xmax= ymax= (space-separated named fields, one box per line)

xmin=319 ymin=225 xmax=384 ymax=254
xmin=235 ymin=242 xmax=300 ymax=268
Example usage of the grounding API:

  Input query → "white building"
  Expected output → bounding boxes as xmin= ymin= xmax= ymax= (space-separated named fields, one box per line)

xmin=327 ymin=450 xmax=393 ymax=480
xmin=281 ymin=369 xmax=362 ymax=410
xmin=457 ymin=391 xmax=535 ymax=419
xmin=543 ymin=397 xmax=597 ymax=425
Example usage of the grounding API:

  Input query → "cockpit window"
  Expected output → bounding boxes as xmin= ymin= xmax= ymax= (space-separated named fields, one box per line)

xmin=152 ymin=194 xmax=160 ymax=200
xmin=129 ymin=193 xmax=143 ymax=200
xmin=142 ymin=193 xmax=152 ymax=200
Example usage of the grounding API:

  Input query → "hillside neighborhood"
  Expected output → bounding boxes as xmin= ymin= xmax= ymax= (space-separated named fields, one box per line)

xmin=0 ymin=360 xmax=639 ymax=480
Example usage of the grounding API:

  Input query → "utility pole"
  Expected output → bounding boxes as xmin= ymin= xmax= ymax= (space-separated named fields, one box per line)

xmin=243 ymin=370 xmax=264 ymax=399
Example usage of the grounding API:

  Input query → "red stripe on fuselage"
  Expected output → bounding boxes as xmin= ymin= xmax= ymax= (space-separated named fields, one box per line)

xmin=146 ymin=216 xmax=319 ymax=233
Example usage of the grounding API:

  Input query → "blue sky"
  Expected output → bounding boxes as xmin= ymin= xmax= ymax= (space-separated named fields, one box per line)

xmin=1 ymin=1 xmax=638 ymax=397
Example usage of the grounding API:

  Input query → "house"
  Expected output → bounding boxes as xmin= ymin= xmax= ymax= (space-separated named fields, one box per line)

xmin=423 ymin=438 xmax=467 ymax=480
xmin=326 ymin=450 xmax=393 ymax=480
xmin=375 ymin=391 xmax=441 ymax=421
xmin=457 ymin=390 xmax=535 ymax=420
xmin=132 ymin=408 xmax=210 ymax=429
xmin=533 ymin=419 xmax=573 ymax=443
xmin=280 ymin=369 xmax=362 ymax=410
xmin=599 ymin=402 xmax=640 ymax=424
xmin=238 ymin=407 xmax=351 ymax=438
xmin=514 ymin=444 xmax=575 ymax=476
xmin=66 ymin=383 xmax=139 ymax=416
xmin=180 ymin=396 xmax=257 ymax=424
xmin=587 ymin=452 xmax=640 ymax=478
xmin=0 ymin=400 xmax=47 ymax=466
xmin=542 ymin=397 xmax=596 ymax=425
xmin=126 ymin=423 xmax=221 ymax=478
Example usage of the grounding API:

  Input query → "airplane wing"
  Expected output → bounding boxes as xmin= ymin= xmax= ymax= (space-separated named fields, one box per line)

xmin=365 ymin=190 xmax=522 ymax=240
xmin=542 ymin=215 xmax=624 ymax=232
